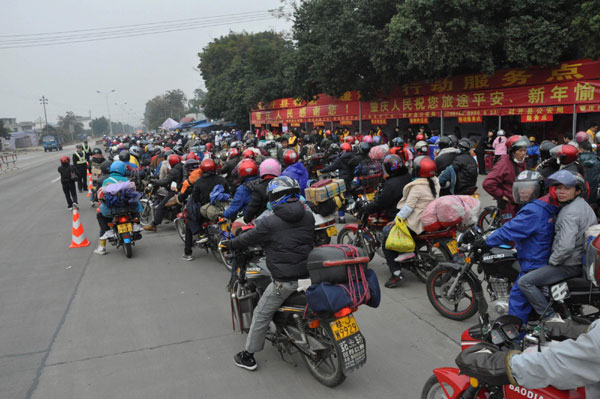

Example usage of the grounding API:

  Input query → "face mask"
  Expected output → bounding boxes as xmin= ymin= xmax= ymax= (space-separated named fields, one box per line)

xmin=513 ymin=158 xmax=524 ymax=164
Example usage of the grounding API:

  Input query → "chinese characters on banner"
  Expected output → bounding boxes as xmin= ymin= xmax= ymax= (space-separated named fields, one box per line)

xmin=458 ymin=116 xmax=483 ymax=123
xmin=521 ymin=114 xmax=554 ymax=123
xmin=409 ymin=118 xmax=429 ymax=125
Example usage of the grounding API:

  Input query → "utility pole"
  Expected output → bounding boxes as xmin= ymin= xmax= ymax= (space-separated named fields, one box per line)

xmin=39 ymin=96 xmax=49 ymax=128
xmin=89 ymin=110 xmax=94 ymax=136
xmin=97 ymin=89 xmax=115 ymax=136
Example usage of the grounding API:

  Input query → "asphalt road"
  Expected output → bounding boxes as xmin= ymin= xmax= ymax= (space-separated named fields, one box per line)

xmin=0 ymin=149 xmax=495 ymax=399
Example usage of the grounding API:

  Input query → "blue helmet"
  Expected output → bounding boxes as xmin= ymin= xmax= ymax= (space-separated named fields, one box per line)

xmin=109 ymin=160 xmax=126 ymax=176
xmin=267 ymin=176 xmax=300 ymax=206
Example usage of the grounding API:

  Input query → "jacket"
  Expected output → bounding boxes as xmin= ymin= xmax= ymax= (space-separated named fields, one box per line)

xmin=435 ymin=147 xmax=458 ymax=176
xmin=364 ymin=171 xmax=411 ymax=219
xmin=396 ymin=177 xmax=440 ymax=234
xmin=320 ymin=151 xmax=354 ymax=182
xmin=99 ymin=173 xmax=142 ymax=217
xmin=57 ymin=164 xmax=76 ymax=184
xmin=224 ymin=176 xmax=259 ymax=219
xmin=155 ymin=163 xmax=184 ymax=190
xmin=220 ymin=156 xmax=240 ymax=177
xmin=192 ymin=173 xmax=229 ymax=205
xmin=281 ymin=162 xmax=309 ymax=195
xmin=549 ymin=197 xmax=596 ymax=267
xmin=230 ymin=199 xmax=314 ymax=282
xmin=483 ymin=154 xmax=527 ymax=218
xmin=179 ymin=168 xmax=203 ymax=201
xmin=492 ymin=136 xmax=507 ymax=155
xmin=452 ymin=152 xmax=478 ymax=195
xmin=510 ymin=320 xmax=600 ymax=397
xmin=579 ymin=151 xmax=600 ymax=204
xmin=243 ymin=177 xmax=271 ymax=223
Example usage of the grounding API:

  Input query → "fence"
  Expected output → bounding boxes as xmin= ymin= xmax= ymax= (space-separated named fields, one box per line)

xmin=0 ymin=151 xmax=18 ymax=174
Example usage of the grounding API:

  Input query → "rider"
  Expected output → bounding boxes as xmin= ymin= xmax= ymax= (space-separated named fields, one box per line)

xmin=243 ymin=158 xmax=282 ymax=224
xmin=224 ymin=176 xmax=315 ymax=371
xmin=439 ymin=138 xmax=478 ymax=195
xmin=143 ymin=154 xmax=184 ymax=232
xmin=518 ymin=170 xmax=595 ymax=320
xmin=223 ymin=159 xmax=259 ymax=220
xmin=280 ymin=149 xmax=309 ymax=195
xmin=319 ymin=142 xmax=355 ymax=191
xmin=476 ymin=170 xmax=561 ymax=323
xmin=579 ymin=140 xmax=600 ymax=209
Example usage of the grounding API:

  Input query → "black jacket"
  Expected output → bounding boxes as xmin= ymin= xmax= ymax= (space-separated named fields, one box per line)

xmin=231 ymin=200 xmax=314 ymax=281
xmin=192 ymin=173 xmax=229 ymax=205
xmin=220 ymin=156 xmax=240 ymax=176
xmin=243 ymin=177 xmax=271 ymax=223
xmin=435 ymin=149 xmax=458 ymax=176
xmin=452 ymin=152 xmax=478 ymax=194
xmin=156 ymin=163 xmax=184 ymax=190
xmin=57 ymin=164 xmax=76 ymax=184
xmin=363 ymin=171 xmax=411 ymax=219
xmin=320 ymin=151 xmax=354 ymax=182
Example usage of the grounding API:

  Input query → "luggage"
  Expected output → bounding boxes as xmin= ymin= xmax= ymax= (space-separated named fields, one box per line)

xmin=385 ymin=217 xmax=415 ymax=252
xmin=369 ymin=144 xmax=389 ymax=161
xmin=421 ymin=195 xmax=481 ymax=232
xmin=200 ymin=202 xmax=228 ymax=220
xmin=304 ymin=178 xmax=346 ymax=203
xmin=307 ymin=244 xmax=369 ymax=284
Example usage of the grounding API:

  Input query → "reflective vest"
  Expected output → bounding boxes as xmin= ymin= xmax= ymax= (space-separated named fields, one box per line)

xmin=74 ymin=152 xmax=86 ymax=165
xmin=82 ymin=144 xmax=91 ymax=154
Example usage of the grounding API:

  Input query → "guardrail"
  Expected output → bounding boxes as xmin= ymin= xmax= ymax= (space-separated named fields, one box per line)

xmin=0 ymin=151 xmax=18 ymax=174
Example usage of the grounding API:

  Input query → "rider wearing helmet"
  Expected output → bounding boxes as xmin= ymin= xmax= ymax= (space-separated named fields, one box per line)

xmin=243 ymin=158 xmax=282 ymax=224
xmin=440 ymin=138 xmax=478 ymax=195
xmin=478 ymin=170 xmax=561 ymax=323
xmin=280 ymin=149 xmax=309 ymax=195
xmin=143 ymin=154 xmax=185 ymax=232
xmin=223 ymin=159 xmax=259 ymax=220
xmin=320 ymin=143 xmax=355 ymax=190
xmin=176 ymin=159 xmax=202 ymax=204
xmin=57 ymin=155 xmax=78 ymax=209
xmin=225 ymin=176 xmax=315 ymax=371
xmin=220 ymin=148 xmax=242 ymax=183
xmin=517 ymin=170 xmax=596 ymax=321
xmin=549 ymin=143 xmax=584 ymax=176
xmin=363 ymin=154 xmax=411 ymax=220
xmin=483 ymin=135 xmax=529 ymax=222
xmin=384 ymin=156 xmax=440 ymax=288
xmin=526 ymin=136 xmax=540 ymax=169
xmin=413 ymin=140 xmax=429 ymax=157
xmin=434 ymin=136 xmax=458 ymax=183
xmin=128 ymin=145 xmax=141 ymax=167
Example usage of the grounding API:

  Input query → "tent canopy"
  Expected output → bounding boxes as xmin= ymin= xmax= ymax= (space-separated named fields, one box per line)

xmin=160 ymin=118 xmax=179 ymax=130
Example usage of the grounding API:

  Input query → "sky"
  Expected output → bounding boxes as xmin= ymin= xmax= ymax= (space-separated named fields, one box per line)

xmin=0 ymin=0 xmax=292 ymax=127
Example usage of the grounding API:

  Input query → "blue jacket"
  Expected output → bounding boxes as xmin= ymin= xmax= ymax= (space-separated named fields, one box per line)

xmin=224 ymin=176 xmax=259 ymax=219
xmin=527 ymin=143 xmax=540 ymax=157
xmin=281 ymin=162 xmax=309 ymax=195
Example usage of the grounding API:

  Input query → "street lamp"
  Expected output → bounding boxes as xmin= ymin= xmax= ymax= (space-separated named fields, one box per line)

xmin=96 ymin=89 xmax=116 ymax=136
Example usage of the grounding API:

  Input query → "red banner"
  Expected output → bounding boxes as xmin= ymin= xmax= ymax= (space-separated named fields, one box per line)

xmin=521 ymin=114 xmax=553 ymax=123
xmin=370 ymin=119 xmax=387 ymax=125
xmin=458 ymin=116 xmax=482 ymax=123
xmin=409 ymin=118 xmax=429 ymax=125
xmin=339 ymin=120 xmax=353 ymax=126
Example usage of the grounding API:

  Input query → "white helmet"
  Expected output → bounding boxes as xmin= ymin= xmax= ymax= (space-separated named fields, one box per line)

xmin=497 ymin=129 xmax=505 ymax=136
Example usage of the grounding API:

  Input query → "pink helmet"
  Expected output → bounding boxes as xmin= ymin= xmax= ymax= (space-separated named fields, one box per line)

xmin=259 ymin=158 xmax=282 ymax=178
xmin=575 ymin=131 xmax=589 ymax=143
xmin=362 ymin=135 xmax=373 ymax=143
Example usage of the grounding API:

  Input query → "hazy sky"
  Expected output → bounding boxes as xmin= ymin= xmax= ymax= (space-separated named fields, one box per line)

xmin=1 ymin=0 xmax=292 ymax=126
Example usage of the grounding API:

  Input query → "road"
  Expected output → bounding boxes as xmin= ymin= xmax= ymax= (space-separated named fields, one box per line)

xmin=0 ymin=148 xmax=494 ymax=399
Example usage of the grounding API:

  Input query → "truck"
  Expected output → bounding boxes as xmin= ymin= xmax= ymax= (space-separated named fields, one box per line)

xmin=42 ymin=135 xmax=62 ymax=152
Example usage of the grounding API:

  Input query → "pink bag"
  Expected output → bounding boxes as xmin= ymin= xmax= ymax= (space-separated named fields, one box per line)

xmin=369 ymin=144 xmax=389 ymax=161
xmin=422 ymin=195 xmax=481 ymax=232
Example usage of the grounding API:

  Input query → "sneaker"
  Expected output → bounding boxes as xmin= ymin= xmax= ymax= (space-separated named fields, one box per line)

xmin=384 ymin=273 xmax=404 ymax=288
xmin=233 ymin=351 xmax=257 ymax=371
xmin=195 ymin=235 xmax=209 ymax=244
xmin=182 ymin=254 xmax=194 ymax=261
xmin=68 ymin=206 xmax=73 ymax=210
xmin=143 ymin=224 xmax=157 ymax=232
xmin=394 ymin=252 xmax=416 ymax=262
xmin=73 ymin=202 xmax=78 ymax=208
xmin=94 ymin=247 xmax=107 ymax=255
xmin=100 ymin=230 xmax=115 ymax=240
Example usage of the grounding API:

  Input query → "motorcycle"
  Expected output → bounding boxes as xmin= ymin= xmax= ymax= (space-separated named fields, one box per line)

xmin=426 ymin=226 xmax=600 ymax=321
xmin=139 ymin=181 xmax=181 ymax=226
xmin=223 ymin=244 xmax=367 ymax=387
xmin=106 ymin=211 xmax=142 ymax=258
xmin=421 ymin=282 xmax=588 ymax=398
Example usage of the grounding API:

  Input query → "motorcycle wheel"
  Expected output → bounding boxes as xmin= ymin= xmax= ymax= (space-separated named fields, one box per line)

xmin=174 ymin=218 xmax=186 ymax=243
xmin=413 ymin=242 xmax=452 ymax=283
xmin=140 ymin=201 xmax=153 ymax=226
xmin=314 ymin=229 xmax=331 ymax=246
xmin=477 ymin=206 xmax=500 ymax=233
xmin=123 ymin=242 xmax=133 ymax=258
xmin=300 ymin=325 xmax=346 ymax=387
xmin=421 ymin=374 xmax=458 ymax=399
xmin=426 ymin=266 xmax=478 ymax=321
xmin=336 ymin=228 xmax=375 ymax=260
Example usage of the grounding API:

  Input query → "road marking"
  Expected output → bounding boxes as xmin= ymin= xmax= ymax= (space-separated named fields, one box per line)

xmin=51 ymin=176 xmax=60 ymax=183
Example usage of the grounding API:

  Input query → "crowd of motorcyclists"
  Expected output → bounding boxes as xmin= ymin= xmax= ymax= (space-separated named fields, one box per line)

xmin=57 ymin=122 xmax=600 ymax=394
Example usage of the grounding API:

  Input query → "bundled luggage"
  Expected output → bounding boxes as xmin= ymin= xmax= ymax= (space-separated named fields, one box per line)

xmin=421 ymin=195 xmax=481 ymax=232
xmin=304 ymin=178 xmax=346 ymax=203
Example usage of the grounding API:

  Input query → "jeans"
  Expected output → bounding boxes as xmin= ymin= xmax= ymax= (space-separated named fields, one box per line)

xmin=152 ymin=191 xmax=176 ymax=226
xmin=97 ymin=213 xmax=112 ymax=236
xmin=518 ymin=264 xmax=583 ymax=318
xmin=184 ymin=224 xmax=194 ymax=256
xmin=381 ymin=224 xmax=403 ymax=274
xmin=245 ymin=280 xmax=298 ymax=353
xmin=61 ymin=182 xmax=78 ymax=207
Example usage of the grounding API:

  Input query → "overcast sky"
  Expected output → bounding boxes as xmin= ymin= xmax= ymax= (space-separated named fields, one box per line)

xmin=1 ymin=0 xmax=292 ymax=126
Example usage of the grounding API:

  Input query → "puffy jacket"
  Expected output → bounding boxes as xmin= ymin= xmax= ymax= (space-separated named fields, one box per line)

xmin=192 ymin=173 xmax=229 ymax=205
xmin=452 ymin=152 xmax=478 ymax=195
xmin=579 ymin=151 xmax=600 ymax=204
xmin=510 ymin=320 xmax=600 ymax=397
xmin=220 ymin=156 xmax=240 ymax=177
xmin=320 ymin=151 xmax=354 ymax=182
xmin=435 ymin=147 xmax=458 ymax=176
xmin=178 ymin=168 xmax=203 ymax=202
xmin=492 ymin=136 xmax=507 ymax=155
xmin=364 ymin=171 xmax=411 ymax=219
xmin=536 ymin=158 xmax=559 ymax=178
xmin=57 ymin=164 xmax=77 ymax=184
xmin=549 ymin=197 xmax=597 ymax=266
xmin=243 ymin=177 xmax=272 ymax=224
xmin=155 ymin=162 xmax=184 ymax=190
xmin=396 ymin=177 xmax=441 ymax=234
xmin=230 ymin=199 xmax=314 ymax=281
xmin=224 ymin=176 xmax=259 ymax=219
xmin=483 ymin=154 xmax=526 ymax=218
xmin=281 ymin=162 xmax=309 ymax=195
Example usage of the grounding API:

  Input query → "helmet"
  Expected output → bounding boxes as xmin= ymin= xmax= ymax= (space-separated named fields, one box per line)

xmin=596 ymin=131 xmax=600 ymax=144
xmin=237 ymin=159 xmax=258 ymax=178
xmin=506 ymin=135 xmax=529 ymax=154
xmin=245 ymin=138 xmax=255 ymax=148
xmin=391 ymin=137 xmax=404 ymax=147
xmin=118 ymin=150 xmax=130 ymax=162
xmin=200 ymin=159 xmax=216 ymax=173
xmin=359 ymin=142 xmax=370 ymax=154
xmin=172 ymin=145 xmax=184 ymax=155
xmin=539 ymin=140 xmax=557 ymax=160
xmin=325 ymin=129 xmax=332 ymax=136
xmin=168 ymin=154 xmax=180 ymax=168
xmin=230 ymin=141 xmax=241 ymax=149
xmin=60 ymin=156 xmax=70 ymax=164
xmin=344 ymin=136 xmax=355 ymax=145
xmin=340 ymin=143 xmax=352 ymax=152
xmin=184 ymin=159 xmax=200 ymax=171
xmin=414 ymin=140 xmax=429 ymax=155
xmin=259 ymin=158 xmax=282 ymax=178
xmin=438 ymin=136 xmax=452 ymax=150
xmin=546 ymin=169 xmax=579 ymax=188
xmin=529 ymin=136 xmax=536 ymax=143
xmin=129 ymin=145 xmax=141 ymax=159
xmin=109 ymin=160 xmax=126 ymax=176
xmin=448 ymin=135 xmax=459 ymax=148
xmin=512 ymin=170 xmax=544 ymax=204
xmin=413 ymin=156 xmax=436 ymax=178
xmin=205 ymin=142 xmax=213 ymax=151
xmin=267 ymin=176 xmax=300 ymax=205
xmin=458 ymin=138 xmax=472 ymax=152
xmin=383 ymin=154 xmax=402 ymax=176
xmin=303 ymin=135 xmax=312 ymax=144
xmin=228 ymin=148 xmax=239 ymax=159
xmin=283 ymin=149 xmax=298 ymax=165
xmin=416 ymin=133 xmax=425 ymax=141
xmin=362 ymin=135 xmax=373 ymax=144
xmin=575 ymin=131 xmax=589 ymax=143
xmin=92 ymin=148 xmax=102 ymax=155
xmin=497 ymin=129 xmax=506 ymax=136
xmin=242 ymin=149 xmax=255 ymax=159
xmin=329 ymin=143 xmax=340 ymax=153
xmin=550 ymin=144 xmax=579 ymax=165
xmin=186 ymin=152 xmax=199 ymax=161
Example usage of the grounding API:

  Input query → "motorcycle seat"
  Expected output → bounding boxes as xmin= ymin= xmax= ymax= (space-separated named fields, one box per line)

xmin=282 ymin=291 xmax=307 ymax=308
xmin=566 ymin=276 xmax=594 ymax=291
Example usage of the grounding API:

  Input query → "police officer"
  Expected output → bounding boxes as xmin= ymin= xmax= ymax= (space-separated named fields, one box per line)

xmin=72 ymin=144 xmax=88 ymax=192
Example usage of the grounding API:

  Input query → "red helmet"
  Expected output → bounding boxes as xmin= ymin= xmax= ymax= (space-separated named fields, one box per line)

xmin=205 ymin=143 xmax=213 ymax=151
xmin=551 ymin=144 xmax=579 ymax=165
xmin=186 ymin=152 xmax=199 ymax=161
xmin=506 ymin=135 xmax=529 ymax=154
xmin=414 ymin=156 xmax=436 ymax=178
xmin=283 ymin=149 xmax=298 ymax=165
xmin=344 ymin=136 xmax=355 ymax=144
xmin=325 ymin=129 xmax=332 ymax=136
xmin=168 ymin=154 xmax=180 ymax=167
xmin=228 ymin=148 xmax=239 ymax=159
xmin=242 ymin=149 xmax=255 ymax=159
xmin=60 ymin=156 xmax=70 ymax=164
xmin=341 ymin=143 xmax=352 ymax=152
xmin=237 ymin=159 xmax=258 ymax=178
xmin=200 ymin=159 xmax=216 ymax=173
xmin=416 ymin=133 xmax=426 ymax=141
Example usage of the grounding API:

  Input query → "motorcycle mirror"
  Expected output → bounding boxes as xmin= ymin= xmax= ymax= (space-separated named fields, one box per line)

xmin=551 ymin=282 xmax=570 ymax=301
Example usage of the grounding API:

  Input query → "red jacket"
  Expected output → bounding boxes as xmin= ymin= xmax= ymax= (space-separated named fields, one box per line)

xmin=483 ymin=155 xmax=527 ymax=219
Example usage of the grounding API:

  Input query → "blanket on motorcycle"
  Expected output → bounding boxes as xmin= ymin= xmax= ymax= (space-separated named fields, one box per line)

xmin=421 ymin=195 xmax=481 ymax=232
xmin=103 ymin=181 xmax=142 ymax=207
xmin=369 ymin=144 xmax=389 ymax=161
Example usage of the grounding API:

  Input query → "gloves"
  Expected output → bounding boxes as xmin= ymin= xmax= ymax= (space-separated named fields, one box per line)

xmin=472 ymin=237 xmax=489 ymax=253
xmin=545 ymin=318 xmax=590 ymax=340
xmin=455 ymin=342 xmax=520 ymax=387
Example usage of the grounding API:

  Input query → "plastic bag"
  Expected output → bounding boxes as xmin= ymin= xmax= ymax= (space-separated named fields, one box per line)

xmin=385 ymin=217 xmax=415 ymax=252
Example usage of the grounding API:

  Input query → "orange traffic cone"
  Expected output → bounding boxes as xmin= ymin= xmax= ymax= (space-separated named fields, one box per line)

xmin=69 ymin=207 xmax=90 ymax=248
xmin=87 ymin=178 xmax=92 ymax=197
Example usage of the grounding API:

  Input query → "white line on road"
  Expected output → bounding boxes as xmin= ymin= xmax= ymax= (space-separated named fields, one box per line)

xmin=51 ymin=176 xmax=60 ymax=183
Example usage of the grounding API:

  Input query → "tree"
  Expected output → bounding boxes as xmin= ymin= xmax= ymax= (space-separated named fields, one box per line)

xmin=198 ymin=31 xmax=295 ymax=129
xmin=187 ymin=88 xmax=207 ymax=115
xmin=0 ymin=120 xmax=10 ymax=139
xmin=143 ymin=89 xmax=188 ymax=131
xmin=90 ymin=117 xmax=110 ymax=136
xmin=57 ymin=111 xmax=84 ymax=143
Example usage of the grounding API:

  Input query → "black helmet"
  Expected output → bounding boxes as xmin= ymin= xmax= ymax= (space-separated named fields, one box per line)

xmin=438 ymin=136 xmax=452 ymax=150
xmin=539 ymin=140 xmax=557 ymax=161
xmin=245 ymin=138 xmax=255 ymax=148
xmin=512 ymin=170 xmax=544 ymax=204
xmin=92 ymin=148 xmax=103 ymax=155
xmin=303 ymin=135 xmax=311 ymax=144
xmin=329 ymin=143 xmax=340 ymax=153
xmin=458 ymin=138 xmax=472 ymax=152
xmin=448 ymin=135 xmax=459 ymax=148
xmin=172 ymin=145 xmax=184 ymax=155
xmin=359 ymin=142 xmax=370 ymax=154
xmin=118 ymin=150 xmax=130 ymax=162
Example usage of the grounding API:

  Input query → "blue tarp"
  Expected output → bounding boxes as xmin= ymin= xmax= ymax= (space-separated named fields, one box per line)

xmin=194 ymin=121 xmax=213 ymax=128
xmin=175 ymin=120 xmax=203 ymax=129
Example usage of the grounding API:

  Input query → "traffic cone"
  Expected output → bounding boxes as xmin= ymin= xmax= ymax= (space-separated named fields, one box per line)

xmin=69 ymin=207 xmax=90 ymax=248
xmin=87 ymin=178 xmax=92 ymax=197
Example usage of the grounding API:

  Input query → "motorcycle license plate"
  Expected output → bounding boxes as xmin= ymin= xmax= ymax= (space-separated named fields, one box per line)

xmin=330 ymin=315 xmax=359 ymax=341
xmin=117 ymin=223 xmax=133 ymax=234
xmin=326 ymin=226 xmax=338 ymax=237
xmin=447 ymin=239 xmax=458 ymax=255
xmin=365 ymin=192 xmax=375 ymax=200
